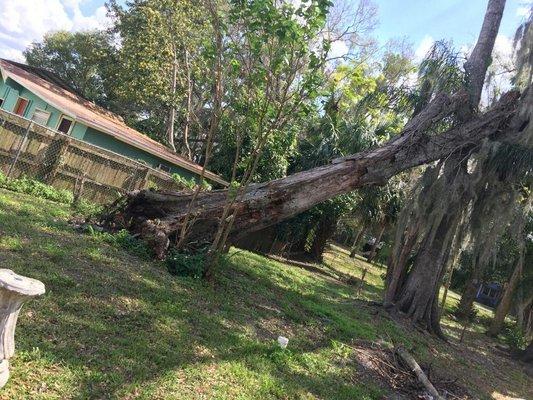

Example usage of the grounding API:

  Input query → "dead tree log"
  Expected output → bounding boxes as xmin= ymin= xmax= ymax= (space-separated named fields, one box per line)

xmin=396 ymin=346 xmax=445 ymax=400
xmin=102 ymin=89 xmax=525 ymax=259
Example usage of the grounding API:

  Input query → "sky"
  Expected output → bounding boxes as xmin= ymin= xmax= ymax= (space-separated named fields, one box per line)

xmin=0 ymin=0 xmax=531 ymax=63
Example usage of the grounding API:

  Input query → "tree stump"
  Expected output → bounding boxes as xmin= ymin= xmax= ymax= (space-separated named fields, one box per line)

xmin=0 ymin=269 xmax=45 ymax=388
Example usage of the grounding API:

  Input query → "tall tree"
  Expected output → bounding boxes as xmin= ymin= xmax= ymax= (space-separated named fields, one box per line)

xmin=488 ymin=212 xmax=532 ymax=336
xmin=108 ymin=0 xmax=210 ymax=154
xmin=383 ymin=0 xmax=511 ymax=335
xmin=24 ymin=30 xmax=119 ymax=108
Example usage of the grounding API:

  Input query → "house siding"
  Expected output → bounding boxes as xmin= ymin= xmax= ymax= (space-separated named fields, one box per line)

xmin=82 ymin=127 xmax=196 ymax=180
xmin=0 ymin=77 xmax=198 ymax=182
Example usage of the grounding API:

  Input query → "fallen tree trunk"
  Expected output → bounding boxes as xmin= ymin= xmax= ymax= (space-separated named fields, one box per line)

xmin=102 ymin=90 xmax=523 ymax=258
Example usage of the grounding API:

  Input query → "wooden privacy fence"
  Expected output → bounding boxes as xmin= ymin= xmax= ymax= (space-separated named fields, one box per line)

xmin=0 ymin=109 xmax=183 ymax=204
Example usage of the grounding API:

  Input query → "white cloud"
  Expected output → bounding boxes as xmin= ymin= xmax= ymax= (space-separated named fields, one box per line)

xmin=0 ymin=48 xmax=25 ymax=62
xmin=516 ymin=4 xmax=532 ymax=18
xmin=414 ymin=35 xmax=434 ymax=62
xmin=0 ymin=0 xmax=110 ymax=61
xmin=329 ymin=40 xmax=349 ymax=60
xmin=481 ymin=34 xmax=515 ymax=106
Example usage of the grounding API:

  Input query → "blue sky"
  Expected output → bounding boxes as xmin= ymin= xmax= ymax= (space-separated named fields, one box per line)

xmin=373 ymin=0 xmax=530 ymax=48
xmin=0 ymin=0 xmax=531 ymax=62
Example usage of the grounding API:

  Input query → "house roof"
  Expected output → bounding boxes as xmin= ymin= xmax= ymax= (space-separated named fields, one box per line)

xmin=0 ymin=59 xmax=228 ymax=186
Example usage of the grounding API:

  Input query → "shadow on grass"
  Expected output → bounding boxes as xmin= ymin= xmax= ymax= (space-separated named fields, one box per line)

xmin=1 ymin=191 xmax=531 ymax=400
xmin=0 ymin=192 xmax=396 ymax=399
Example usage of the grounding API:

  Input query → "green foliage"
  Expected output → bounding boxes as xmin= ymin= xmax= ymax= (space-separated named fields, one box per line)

xmin=24 ymin=30 xmax=119 ymax=108
xmin=503 ymin=324 xmax=528 ymax=350
xmin=0 ymin=172 xmax=101 ymax=215
xmin=165 ymin=248 xmax=207 ymax=278
xmin=209 ymin=0 xmax=332 ymax=182
xmin=171 ymin=174 xmax=196 ymax=190
xmin=108 ymin=0 xmax=212 ymax=142
xmin=0 ymin=172 xmax=73 ymax=204
xmin=414 ymin=40 xmax=463 ymax=115
xmin=171 ymin=174 xmax=213 ymax=191
xmin=87 ymin=227 xmax=152 ymax=260
xmin=73 ymin=198 xmax=103 ymax=216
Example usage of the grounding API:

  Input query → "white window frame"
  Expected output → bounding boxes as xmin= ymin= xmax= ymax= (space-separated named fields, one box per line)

xmin=13 ymin=96 xmax=30 ymax=116
xmin=56 ymin=114 xmax=74 ymax=135
xmin=31 ymin=108 xmax=51 ymax=126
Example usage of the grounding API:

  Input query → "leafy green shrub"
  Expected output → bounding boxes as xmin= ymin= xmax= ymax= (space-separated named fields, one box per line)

xmin=503 ymin=324 xmax=527 ymax=350
xmin=172 ymin=174 xmax=212 ymax=191
xmin=87 ymin=227 xmax=152 ymax=259
xmin=73 ymin=198 xmax=103 ymax=216
xmin=165 ymin=249 xmax=207 ymax=278
xmin=172 ymin=174 xmax=197 ymax=190
xmin=0 ymin=172 xmax=73 ymax=203
xmin=0 ymin=172 xmax=102 ymax=215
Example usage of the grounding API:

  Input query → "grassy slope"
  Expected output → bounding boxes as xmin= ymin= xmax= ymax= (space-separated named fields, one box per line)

xmin=0 ymin=189 xmax=531 ymax=400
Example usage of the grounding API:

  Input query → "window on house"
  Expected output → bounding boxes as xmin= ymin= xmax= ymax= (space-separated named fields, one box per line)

xmin=157 ymin=164 xmax=171 ymax=173
xmin=57 ymin=116 xmax=73 ymax=134
xmin=0 ymin=98 xmax=4 ymax=108
xmin=13 ymin=97 xmax=29 ymax=116
xmin=31 ymin=109 xmax=51 ymax=125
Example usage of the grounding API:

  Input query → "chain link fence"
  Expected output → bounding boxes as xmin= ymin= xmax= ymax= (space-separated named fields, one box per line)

xmin=0 ymin=109 xmax=183 ymax=204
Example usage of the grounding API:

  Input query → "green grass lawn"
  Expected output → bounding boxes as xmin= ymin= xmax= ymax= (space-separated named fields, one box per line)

xmin=0 ymin=189 xmax=531 ymax=400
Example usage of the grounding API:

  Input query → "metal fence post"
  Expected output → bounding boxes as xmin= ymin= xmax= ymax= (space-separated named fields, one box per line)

xmin=6 ymin=121 xmax=32 ymax=179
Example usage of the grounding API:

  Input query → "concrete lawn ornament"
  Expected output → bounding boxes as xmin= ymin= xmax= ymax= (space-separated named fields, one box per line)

xmin=0 ymin=269 xmax=45 ymax=388
xmin=277 ymin=336 xmax=289 ymax=349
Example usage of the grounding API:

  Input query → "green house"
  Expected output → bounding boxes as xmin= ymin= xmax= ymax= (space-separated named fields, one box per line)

xmin=0 ymin=58 xmax=227 ymax=186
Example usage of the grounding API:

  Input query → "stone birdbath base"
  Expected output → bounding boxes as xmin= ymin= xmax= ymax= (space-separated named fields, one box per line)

xmin=0 ymin=269 xmax=45 ymax=389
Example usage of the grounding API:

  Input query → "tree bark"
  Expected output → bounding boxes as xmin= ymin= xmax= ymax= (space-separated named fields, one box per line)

xmin=393 ymin=205 xmax=461 ymax=336
xmin=309 ymin=215 xmax=337 ymax=261
xmin=366 ymin=220 xmax=386 ymax=263
xmin=183 ymin=48 xmax=193 ymax=159
xmin=383 ymin=0 xmax=510 ymax=335
xmin=456 ymin=255 xmax=484 ymax=318
xmin=102 ymin=90 xmax=523 ymax=259
xmin=488 ymin=244 xmax=524 ymax=336
xmin=167 ymin=48 xmax=178 ymax=152
xmin=515 ymin=340 xmax=533 ymax=363
xmin=349 ymin=225 xmax=367 ymax=258
xmin=463 ymin=0 xmax=507 ymax=108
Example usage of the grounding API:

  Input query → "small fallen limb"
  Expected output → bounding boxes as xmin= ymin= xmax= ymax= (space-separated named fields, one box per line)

xmin=395 ymin=346 xmax=445 ymax=400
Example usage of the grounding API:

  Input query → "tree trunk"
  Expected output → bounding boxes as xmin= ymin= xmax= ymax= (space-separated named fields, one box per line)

xmin=366 ymin=220 xmax=386 ymax=263
xmin=456 ymin=257 xmax=484 ymax=318
xmin=308 ymin=216 xmax=337 ymax=261
xmin=183 ymin=48 xmax=192 ymax=159
xmin=488 ymin=245 xmax=524 ymax=336
xmin=463 ymin=0 xmax=507 ymax=108
xmin=440 ymin=220 xmax=465 ymax=312
xmin=382 ymin=0 xmax=511 ymax=335
xmin=440 ymin=261 xmax=455 ymax=313
xmin=393 ymin=207 xmax=461 ymax=336
xmin=349 ymin=225 xmax=367 ymax=258
xmin=384 ymin=224 xmax=418 ymax=306
xmin=167 ymin=47 xmax=178 ymax=152
xmin=516 ymin=341 xmax=533 ymax=363
xmin=102 ymin=90 xmax=523 ymax=259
